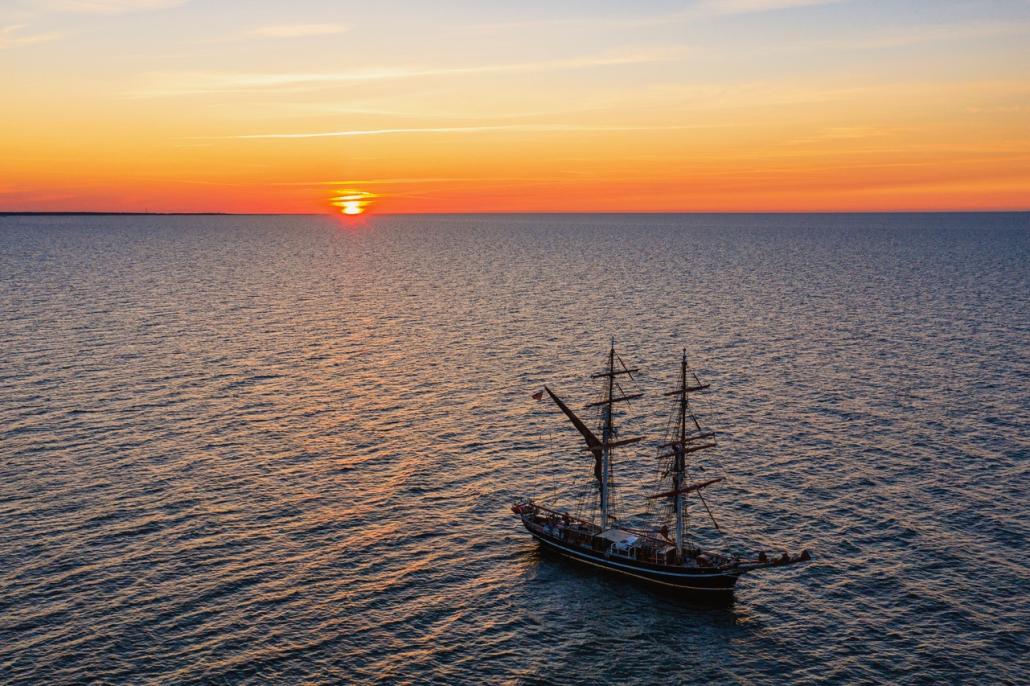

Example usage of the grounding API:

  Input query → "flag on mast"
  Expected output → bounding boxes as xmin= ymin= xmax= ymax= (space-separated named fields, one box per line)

xmin=531 ymin=390 xmax=544 ymax=401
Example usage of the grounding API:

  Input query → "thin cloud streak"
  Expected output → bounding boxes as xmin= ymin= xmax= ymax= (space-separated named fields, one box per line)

xmin=246 ymin=23 xmax=348 ymax=38
xmin=461 ymin=0 xmax=844 ymax=33
xmin=235 ymin=126 xmax=512 ymax=139
xmin=316 ymin=177 xmax=542 ymax=185
xmin=697 ymin=0 xmax=844 ymax=15
xmin=254 ymin=176 xmax=590 ymax=187
xmin=0 ymin=23 xmax=64 ymax=48
xmin=31 ymin=0 xmax=187 ymax=13
xmin=251 ymin=100 xmax=609 ymax=121
xmin=833 ymin=20 xmax=1030 ymax=50
xmin=131 ymin=48 xmax=688 ymax=97
xmin=224 ymin=123 xmax=729 ymax=140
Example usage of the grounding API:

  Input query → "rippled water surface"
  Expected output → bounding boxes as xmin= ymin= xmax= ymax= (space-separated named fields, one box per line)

xmin=1 ymin=213 xmax=1028 ymax=684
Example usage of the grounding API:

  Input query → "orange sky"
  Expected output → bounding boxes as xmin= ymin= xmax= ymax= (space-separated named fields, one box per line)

xmin=2 ymin=1 xmax=1029 ymax=214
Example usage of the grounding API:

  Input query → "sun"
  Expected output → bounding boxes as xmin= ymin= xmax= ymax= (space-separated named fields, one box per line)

xmin=330 ymin=189 xmax=377 ymax=216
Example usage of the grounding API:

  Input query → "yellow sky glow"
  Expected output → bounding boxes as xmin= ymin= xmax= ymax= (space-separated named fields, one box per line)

xmin=1 ymin=1 xmax=1028 ymax=213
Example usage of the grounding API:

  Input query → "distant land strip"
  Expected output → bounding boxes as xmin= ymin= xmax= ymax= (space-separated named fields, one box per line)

xmin=0 ymin=212 xmax=341 ymax=217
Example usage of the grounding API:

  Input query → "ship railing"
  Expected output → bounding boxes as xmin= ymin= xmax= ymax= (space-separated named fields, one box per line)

xmin=517 ymin=501 xmax=602 ymax=534
xmin=522 ymin=501 xmax=676 ymax=548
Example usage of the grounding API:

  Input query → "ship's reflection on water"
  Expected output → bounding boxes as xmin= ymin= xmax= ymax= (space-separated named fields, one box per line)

xmin=0 ymin=213 xmax=1026 ymax=684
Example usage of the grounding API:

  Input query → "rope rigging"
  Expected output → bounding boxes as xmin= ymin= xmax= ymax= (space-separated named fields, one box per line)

xmin=536 ymin=343 xmax=727 ymax=539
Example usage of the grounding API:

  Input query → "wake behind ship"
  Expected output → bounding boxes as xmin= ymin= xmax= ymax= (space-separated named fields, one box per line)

xmin=513 ymin=342 xmax=810 ymax=594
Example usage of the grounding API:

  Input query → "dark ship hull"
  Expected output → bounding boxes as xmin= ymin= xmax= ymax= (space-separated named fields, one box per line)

xmin=522 ymin=517 xmax=740 ymax=592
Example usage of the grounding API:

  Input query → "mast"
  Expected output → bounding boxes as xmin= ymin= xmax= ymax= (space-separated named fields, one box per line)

xmin=551 ymin=339 xmax=642 ymax=530
xmin=593 ymin=339 xmax=645 ymax=529
xmin=653 ymin=348 xmax=717 ymax=558
xmin=601 ymin=340 xmax=615 ymax=528
xmin=674 ymin=350 xmax=687 ymax=556
xmin=543 ymin=342 xmax=642 ymax=530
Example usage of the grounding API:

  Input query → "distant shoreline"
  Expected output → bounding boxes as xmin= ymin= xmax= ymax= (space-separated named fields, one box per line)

xmin=0 ymin=212 xmax=243 ymax=216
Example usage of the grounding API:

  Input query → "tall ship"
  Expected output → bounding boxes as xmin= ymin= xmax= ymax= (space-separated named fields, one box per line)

xmin=512 ymin=342 xmax=810 ymax=594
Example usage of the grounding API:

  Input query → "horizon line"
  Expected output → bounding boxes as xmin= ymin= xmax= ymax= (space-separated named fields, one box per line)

xmin=3 ymin=209 xmax=1030 ymax=217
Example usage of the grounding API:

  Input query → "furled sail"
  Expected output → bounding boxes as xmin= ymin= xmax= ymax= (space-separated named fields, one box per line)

xmin=544 ymin=386 xmax=604 ymax=482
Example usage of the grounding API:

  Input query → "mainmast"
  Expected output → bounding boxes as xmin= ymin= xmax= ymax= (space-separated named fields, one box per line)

xmin=654 ymin=349 xmax=720 ymax=557
xmin=601 ymin=341 xmax=617 ymax=527
xmin=600 ymin=341 xmax=616 ymax=526
xmin=674 ymin=352 xmax=687 ymax=554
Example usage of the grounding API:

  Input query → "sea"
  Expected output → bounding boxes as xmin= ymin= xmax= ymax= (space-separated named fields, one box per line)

xmin=1 ymin=212 xmax=1027 ymax=685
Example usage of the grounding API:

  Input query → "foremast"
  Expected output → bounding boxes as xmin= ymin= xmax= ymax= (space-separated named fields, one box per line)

xmin=655 ymin=350 xmax=722 ymax=557
xmin=543 ymin=339 xmax=642 ymax=530
xmin=593 ymin=339 xmax=642 ymax=527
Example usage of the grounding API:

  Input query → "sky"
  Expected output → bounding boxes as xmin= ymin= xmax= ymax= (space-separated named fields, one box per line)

xmin=2 ymin=0 xmax=1029 ymax=214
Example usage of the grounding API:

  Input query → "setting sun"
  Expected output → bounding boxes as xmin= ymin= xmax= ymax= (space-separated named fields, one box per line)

xmin=330 ymin=190 xmax=377 ymax=216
